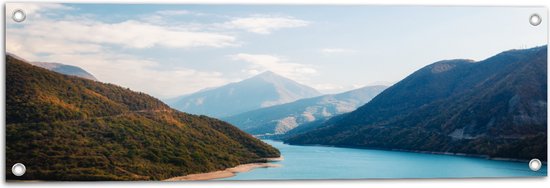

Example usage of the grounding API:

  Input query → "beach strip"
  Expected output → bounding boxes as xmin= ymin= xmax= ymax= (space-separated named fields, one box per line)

xmin=164 ymin=162 xmax=281 ymax=181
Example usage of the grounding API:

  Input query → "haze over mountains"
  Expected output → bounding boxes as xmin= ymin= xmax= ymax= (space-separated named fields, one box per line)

xmin=168 ymin=71 xmax=322 ymax=118
xmin=285 ymin=46 xmax=548 ymax=160
xmin=29 ymin=61 xmax=98 ymax=81
xmin=5 ymin=43 xmax=546 ymax=185
xmin=7 ymin=52 xmax=98 ymax=81
xmin=5 ymin=54 xmax=279 ymax=180
xmin=223 ymin=85 xmax=388 ymax=135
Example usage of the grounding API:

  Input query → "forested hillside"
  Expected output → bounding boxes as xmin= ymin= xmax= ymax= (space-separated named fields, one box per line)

xmin=286 ymin=46 xmax=547 ymax=160
xmin=5 ymin=55 xmax=280 ymax=181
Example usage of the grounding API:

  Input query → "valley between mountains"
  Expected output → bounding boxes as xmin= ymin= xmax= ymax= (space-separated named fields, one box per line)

xmin=5 ymin=45 xmax=547 ymax=181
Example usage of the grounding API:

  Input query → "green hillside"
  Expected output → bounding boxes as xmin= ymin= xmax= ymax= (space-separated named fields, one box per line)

xmin=5 ymin=55 xmax=279 ymax=181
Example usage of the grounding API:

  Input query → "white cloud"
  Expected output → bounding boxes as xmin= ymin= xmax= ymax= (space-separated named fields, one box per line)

xmin=6 ymin=3 xmax=73 ymax=17
xmin=5 ymin=6 xmax=238 ymax=98
xmin=230 ymin=53 xmax=317 ymax=82
xmin=6 ymin=26 xmax=230 ymax=98
xmin=141 ymin=14 xmax=310 ymax=35
xmin=5 ymin=5 xmax=312 ymax=99
xmin=10 ymin=19 xmax=236 ymax=49
xmin=321 ymin=48 xmax=357 ymax=53
xmin=7 ymin=32 xmax=103 ymax=56
xmin=6 ymin=32 xmax=228 ymax=98
xmin=22 ymin=52 xmax=228 ymax=99
xmin=226 ymin=15 xmax=309 ymax=34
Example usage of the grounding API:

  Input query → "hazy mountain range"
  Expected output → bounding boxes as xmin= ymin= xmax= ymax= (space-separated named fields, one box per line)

xmin=29 ymin=61 xmax=98 ymax=81
xmin=168 ymin=71 xmax=321 ymax=118
xmin=7 ymin=52 xmax=98 ymax=81
xmin=285 ymin=46 xmax=548 ymax=160
xmin=223 ymin=85 xmax=387 ymax=135
xmin=6 ymin=43 xmax=545 ymax=184
xmin=5 ymin=54 xmax=279 ymax=180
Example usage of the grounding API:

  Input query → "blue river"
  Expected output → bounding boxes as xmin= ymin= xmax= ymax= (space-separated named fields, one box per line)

xmin=223 ymin=140 xmax=547 ymax=180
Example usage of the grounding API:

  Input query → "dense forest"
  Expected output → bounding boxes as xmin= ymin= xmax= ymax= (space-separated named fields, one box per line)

xmin=5 ymin=55 xmax=279 ymax=181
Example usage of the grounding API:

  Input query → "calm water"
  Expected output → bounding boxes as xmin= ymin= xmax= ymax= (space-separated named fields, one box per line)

xmin=223 ymin=140 xmax=547 ymax=180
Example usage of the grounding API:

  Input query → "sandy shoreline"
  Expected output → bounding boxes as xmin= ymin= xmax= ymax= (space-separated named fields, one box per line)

xmin=164 ymin=157 xmax=283 ymax=181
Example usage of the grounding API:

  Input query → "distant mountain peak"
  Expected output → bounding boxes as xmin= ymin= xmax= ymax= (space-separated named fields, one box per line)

xmin=169 ymin=70 xmax=321 ymax=118
xmin=6 ymin=54 xmax=98 ymax=81
xmin=251 ymin=71 xmax=286 ymax=80
xmin=258 ymin=70 xmax=277 ymax=76
xmin=223 ymin=85 xmax=388 ymax=135
xmin=30 ymin=61 xmax=98 ymax=81
xmin=5 ymin=52 xmax=27 ymax=62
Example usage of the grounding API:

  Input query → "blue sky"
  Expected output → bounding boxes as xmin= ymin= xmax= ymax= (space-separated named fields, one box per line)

xmin=5 ymin=3 xmax=548 ymax=99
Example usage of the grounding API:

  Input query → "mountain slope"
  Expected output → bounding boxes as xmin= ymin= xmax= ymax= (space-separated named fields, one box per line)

xmin=169 ymin=71 xmax=321 ymax=118
xmin=223 ymin=85 xmax=388 ymax=135
xmin=286 ymin=46 xmax=547 ymax=160
xmin=5 ymin=54 xmax=280 ymax=181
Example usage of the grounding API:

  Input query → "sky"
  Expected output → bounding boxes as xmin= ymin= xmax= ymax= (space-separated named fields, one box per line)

xmin=5 ymin=3 xmax=548 ymax=99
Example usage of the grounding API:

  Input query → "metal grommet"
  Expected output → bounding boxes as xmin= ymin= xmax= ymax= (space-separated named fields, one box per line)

xmin=529 ymin=158 xmax=542 ymax=172
xmin=12 ymin=9 xmax=26 ymax=23
xmin=12 ymin=163 xmax=26 ymax=176
xmin=529 ymin=14 xmax=541 ymax=26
